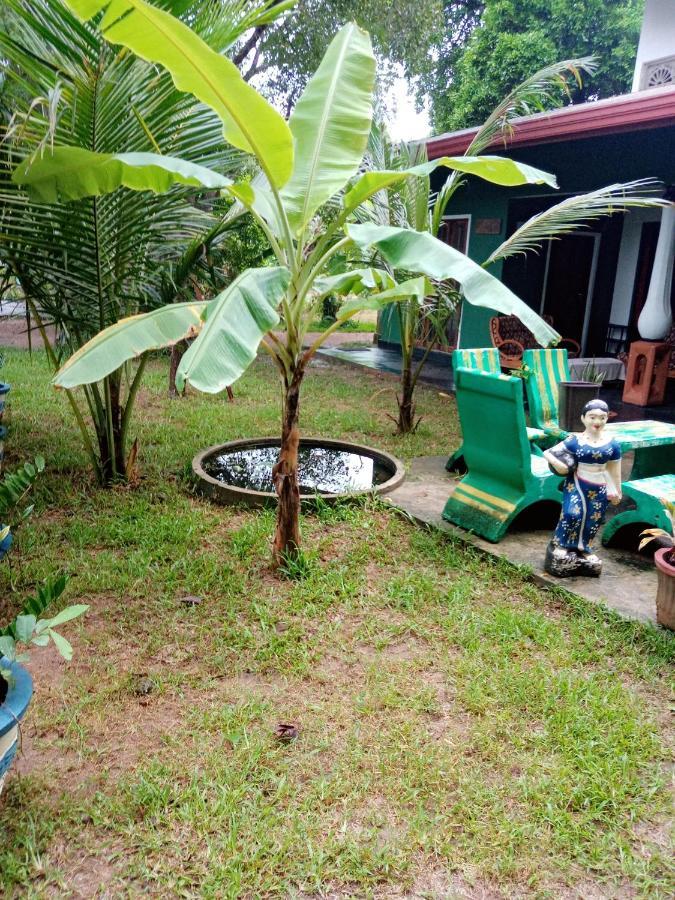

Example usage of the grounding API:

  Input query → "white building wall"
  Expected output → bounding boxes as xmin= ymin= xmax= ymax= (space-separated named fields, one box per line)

xmin=632 ymin=0 xmax=675 ymax=91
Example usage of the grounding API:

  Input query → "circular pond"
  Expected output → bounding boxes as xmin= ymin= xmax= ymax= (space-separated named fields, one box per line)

xmin=193 ymin=437 xmax=405 ymax=508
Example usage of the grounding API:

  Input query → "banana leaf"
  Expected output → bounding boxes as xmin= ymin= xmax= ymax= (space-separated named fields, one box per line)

xmin=62 ymin=0 xmax=293 ymax=188
xmin=348 ymin=224 xmax=560 ymax=347
xmin=281 ymin=23 xmax=375 ymax=233
xmin=13 ymin=148 xmax=231 ymax=203
xmin=176 ymin=267 xmax=290 ymax=393
xmin=343 ymin=155 xmax=557 ymax=215
xmin=54 ymin=302 xmax=209 ymax=388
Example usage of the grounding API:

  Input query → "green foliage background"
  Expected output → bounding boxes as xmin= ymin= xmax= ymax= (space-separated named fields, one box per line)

xmin=421 ymin=0 xmax=644 ymax=132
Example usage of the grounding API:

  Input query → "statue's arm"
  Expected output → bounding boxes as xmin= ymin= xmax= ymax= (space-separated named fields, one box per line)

xmin=606 ymin=458 xmax=622 ymax=504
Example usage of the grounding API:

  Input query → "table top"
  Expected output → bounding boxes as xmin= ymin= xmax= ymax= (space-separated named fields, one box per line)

xmin=603 ymin=419 xmax=675 ymax=450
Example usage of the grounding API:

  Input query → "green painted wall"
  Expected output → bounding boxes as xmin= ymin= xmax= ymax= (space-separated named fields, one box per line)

xmin=377 ymin=125 xmax=675 ymax=351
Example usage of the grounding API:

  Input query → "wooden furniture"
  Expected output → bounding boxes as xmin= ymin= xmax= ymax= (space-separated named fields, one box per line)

xmin=442 ymin=368 xmax=563 ymax=543
xmin=602 ymin=474 xmax=675 ymax=547
xmin=622 ymin=340 xmax=670 ymax=406
xmin=489 ymin=314 xmax=580 ymax=369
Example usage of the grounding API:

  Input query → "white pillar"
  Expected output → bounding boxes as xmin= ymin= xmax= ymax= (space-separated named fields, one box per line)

xmin=638 ymin=204 xmax=675 ymax=340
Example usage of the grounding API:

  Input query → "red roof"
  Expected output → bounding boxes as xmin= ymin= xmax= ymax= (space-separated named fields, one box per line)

xmin=426 ymin=85 xmax=675 ymax=158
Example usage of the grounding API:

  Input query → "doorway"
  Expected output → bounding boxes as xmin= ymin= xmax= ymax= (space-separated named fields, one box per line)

xmin=540 ymin=233 xmax=600 ymax=355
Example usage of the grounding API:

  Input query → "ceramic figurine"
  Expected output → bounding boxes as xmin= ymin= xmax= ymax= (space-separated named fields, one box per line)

xmin=543 ymin=399 xmax=622 ymax=577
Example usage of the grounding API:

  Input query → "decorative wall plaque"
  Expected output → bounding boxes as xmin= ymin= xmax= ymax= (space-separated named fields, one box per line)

xmin=474 ymin=218 xmax=502 ymax=235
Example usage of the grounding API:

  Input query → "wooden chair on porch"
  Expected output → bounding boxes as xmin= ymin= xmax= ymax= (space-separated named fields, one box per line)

xmin=442 ymin=368 xmax=563 ymax=543
xmin=489 ymin=314 xmax=580 ymax=369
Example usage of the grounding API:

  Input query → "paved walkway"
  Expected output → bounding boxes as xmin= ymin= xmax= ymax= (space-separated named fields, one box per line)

xmin=387 ymin=454 xmax=660 ymax=626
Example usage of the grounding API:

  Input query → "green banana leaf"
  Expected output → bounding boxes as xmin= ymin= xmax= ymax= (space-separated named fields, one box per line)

xmin=54 ymin=302 xmax=209 ymax=389
xmin=226 ymin=180 xmax=285 ymax=239
xmin=281 ymin=23 xmax=375 ymax=233
xmin=63 ymin=0 xmax=293 ymax=188
xmin=347 ymin=224 xmax=560 ymax=347
xmin=313 ymin=267 xmax=395 ymax=301
xmin=13 ymin=148 xmax=231 ymax=203
xmin=343 ymin=155 xmax=557 ymax=215
xmin=176 ymin=267 xmax=290 ymax=393
xmin=340 ymin=276 xmax=434 ymax=317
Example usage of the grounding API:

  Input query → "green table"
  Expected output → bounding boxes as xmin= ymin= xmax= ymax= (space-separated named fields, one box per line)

xmin=601 ymin=420 xmax=675 ymax=480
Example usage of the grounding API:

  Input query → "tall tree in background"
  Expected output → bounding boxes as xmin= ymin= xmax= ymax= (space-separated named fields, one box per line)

xmin=233 ymin=0 xmax=444 ymax=112
xmin=425 ymin=0 xmax=644 ymax=133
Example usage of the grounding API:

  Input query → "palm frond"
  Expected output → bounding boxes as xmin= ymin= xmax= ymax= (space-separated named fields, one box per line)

xmin=431 ymin=57 xmax=597 ymax=235
xmin=484 ymin=180 xmax=670 ymax=267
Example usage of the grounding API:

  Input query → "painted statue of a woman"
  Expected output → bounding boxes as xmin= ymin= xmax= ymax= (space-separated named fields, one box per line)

xmin=543 ymin=399 xmax=622 ymax=577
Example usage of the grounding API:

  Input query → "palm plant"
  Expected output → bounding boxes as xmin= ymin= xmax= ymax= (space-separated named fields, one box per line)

xmin=0 ymin=0 xmax=290 ymax=483
xmin=12 ymin=0 xmax=566 ymax=565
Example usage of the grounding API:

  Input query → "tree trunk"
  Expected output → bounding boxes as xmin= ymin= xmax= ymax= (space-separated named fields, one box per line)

xmin=396 ymin=357 xmax=416 ymax=435
xmin=168 ymin=340 xmax=188 ymax=398
xmin=272 ymin=367 xmax=304 ymax=566
xmin=96 ymin=374 xmax=126 ymax=484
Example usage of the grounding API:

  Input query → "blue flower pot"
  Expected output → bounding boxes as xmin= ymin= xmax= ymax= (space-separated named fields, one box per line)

xmin=0 ymin=525 xmax=12 ymax=562
xmin=0 ymin=383 xmax=9 ymax=420
xmin=0 ymin=657 xmax=33 ymax=794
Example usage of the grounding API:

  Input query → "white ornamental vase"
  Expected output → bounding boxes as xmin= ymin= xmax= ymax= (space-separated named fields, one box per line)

xmin=638 ymin=205 xmax=675 ymax=340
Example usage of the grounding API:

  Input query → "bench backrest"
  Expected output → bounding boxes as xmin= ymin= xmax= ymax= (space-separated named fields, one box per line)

xmin=455 ymin=368 xmax=533 ymax=494
xmin=522 ymin=348 xmax=570 ymax=430
xmin=452 ymin=348 xmax=501 ymax=376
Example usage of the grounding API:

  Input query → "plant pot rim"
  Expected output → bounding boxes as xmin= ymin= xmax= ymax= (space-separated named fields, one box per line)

xmin=0 ymin=658 xmax=33 ymax=739
xmin=559 ymin=380 xmax=601 ymax=388
xmin=654 ymin=546 xmax=675 ymax=576
xmin=0 ymin=382 xmax=10 ymax=393
xmin=193 ymin=436 xmax=406 ymax=509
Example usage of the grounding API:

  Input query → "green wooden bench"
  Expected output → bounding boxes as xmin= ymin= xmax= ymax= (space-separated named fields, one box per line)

xmin=602 ymin=474 xmax=675 ymax=546
xmin=446 ymin=348 xmax=545 ymax=472
xmin=446 ymin=349 xmax=501 ymax=472
xmin=443 ymin=368 xmax=563 ymax=543
xmin=522 ymin=348 xmax=570 ymax=441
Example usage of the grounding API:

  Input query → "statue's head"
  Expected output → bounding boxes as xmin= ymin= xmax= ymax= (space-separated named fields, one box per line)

xmin=581 ymin=398 xmax=609 ymax=433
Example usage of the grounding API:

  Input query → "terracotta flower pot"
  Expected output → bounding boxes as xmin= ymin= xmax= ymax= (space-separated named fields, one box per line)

xmin=654 ymin=547 xmax=675 ymax=631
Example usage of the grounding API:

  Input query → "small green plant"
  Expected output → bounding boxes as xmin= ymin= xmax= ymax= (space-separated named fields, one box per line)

xmin=639 ymin=500 xmax=675 ymax=562
xmin=509 ymin=363 xmax=532 ymax=380
xmin=278 ymin=547 xmax=317 ymax=580
xmin=0 ymin=574 xmax=88 ymax=685
xmin=577 ymin=359 xmax=606 ymax=384
xmin=0 ymin=456 xmax=45 ymax=533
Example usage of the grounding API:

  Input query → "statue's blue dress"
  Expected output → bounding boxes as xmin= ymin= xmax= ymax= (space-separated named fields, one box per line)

xmin=553 ymin=434 xmax=621 ymax=553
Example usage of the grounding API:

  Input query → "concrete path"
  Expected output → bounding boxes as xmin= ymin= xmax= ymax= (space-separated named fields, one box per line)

xmin=387 ymin=455 xmax=660 ymax=626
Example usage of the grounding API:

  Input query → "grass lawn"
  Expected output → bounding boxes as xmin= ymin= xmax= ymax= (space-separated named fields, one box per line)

xmin=0 ymin=348 xmax=673 ymax=898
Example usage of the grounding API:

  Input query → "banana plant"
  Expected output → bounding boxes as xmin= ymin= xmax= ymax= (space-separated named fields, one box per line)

xmin=13 ymin=0 xmax=562 ymax=565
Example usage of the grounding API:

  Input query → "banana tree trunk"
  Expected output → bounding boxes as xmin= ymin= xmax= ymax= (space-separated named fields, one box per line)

xmin=94 ymin=373 xmax=126 ymax=484
xmin=272 ymin=366 xmax=304 ymax=565
xmin=396 ymin=360 xmax=416 ymax=435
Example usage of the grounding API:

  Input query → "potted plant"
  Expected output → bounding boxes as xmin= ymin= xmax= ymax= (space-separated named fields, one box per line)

xmin=558 ymin=361 xmax=605 ymax=432
xmin=0 ymin=572 xmax=88 ymax=795
xmin=640 ymin=501 xmax=675 ymax=630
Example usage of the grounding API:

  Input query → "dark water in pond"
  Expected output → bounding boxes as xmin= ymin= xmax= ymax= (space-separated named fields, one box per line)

xmin=204 ymin=445 xmax=394 ymax=494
